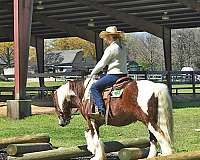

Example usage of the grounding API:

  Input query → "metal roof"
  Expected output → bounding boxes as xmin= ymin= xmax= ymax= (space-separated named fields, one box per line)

xmin=1 ymin=0 xmax=200 ymax=41
xmin=45 ymin=49 xmax=83 ymax=65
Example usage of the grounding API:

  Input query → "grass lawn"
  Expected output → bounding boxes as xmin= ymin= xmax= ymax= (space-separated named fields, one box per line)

xmin=0 ymin=81 xmax=65 ymax=87
xmin=0 ymin=81 xmax=200 ymax=153
xmin=0 ymin=108 xmax=199 ymax=153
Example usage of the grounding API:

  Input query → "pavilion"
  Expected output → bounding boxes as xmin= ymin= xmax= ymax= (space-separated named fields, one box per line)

xmin=1 ymin=0 xmax=200 ymax=119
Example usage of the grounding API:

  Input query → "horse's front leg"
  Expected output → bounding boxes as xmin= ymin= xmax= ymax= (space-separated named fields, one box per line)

xmin=85 ymin=120 xmax=106 ymax=160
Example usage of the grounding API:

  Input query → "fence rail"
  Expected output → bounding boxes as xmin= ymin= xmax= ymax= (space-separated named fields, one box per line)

xmin=129 ymin=71 xmax=200 ymax=95
xmin=1 ymin=71 xmax=200 ymax=96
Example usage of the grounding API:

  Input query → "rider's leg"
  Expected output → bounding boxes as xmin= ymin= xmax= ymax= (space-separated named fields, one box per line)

xmin=90 ymin=74 xmax=120 ymax=115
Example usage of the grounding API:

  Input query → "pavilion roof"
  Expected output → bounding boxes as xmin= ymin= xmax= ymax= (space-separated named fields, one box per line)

xmin=1 ymin=0 xmax=200 ymax=42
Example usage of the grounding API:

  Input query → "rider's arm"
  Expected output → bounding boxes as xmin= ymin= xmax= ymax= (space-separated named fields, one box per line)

xmin=90 ymin=47 xmax=112 ymax=76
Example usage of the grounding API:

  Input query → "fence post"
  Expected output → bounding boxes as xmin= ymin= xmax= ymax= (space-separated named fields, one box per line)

xmin=192 ymin=71 xmax=195 ymax=95
xmin=168 ymin=71 xmax=172 ymax=95
xmin=144 ymin=71 xmax=147 ymax=80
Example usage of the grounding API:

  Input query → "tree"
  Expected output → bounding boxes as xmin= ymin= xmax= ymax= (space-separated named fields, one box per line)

xmin=124 ymin=33 xmax=164 ymax=71
xmin=0 ymin=42 xmax=14 ymax=68
xmin=0 ymin=42 xmax=38 ymax=70
xmin=125 ymin=28 xmax=200 ymax=71
xmin=49 ymin=37 xmax=96 ymax=57
xmin=171 ymin=28 xmax=200 ymax=70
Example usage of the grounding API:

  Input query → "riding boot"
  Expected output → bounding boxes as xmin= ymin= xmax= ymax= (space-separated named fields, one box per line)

xmin=89 ymin=108 xmax=105 ymax=120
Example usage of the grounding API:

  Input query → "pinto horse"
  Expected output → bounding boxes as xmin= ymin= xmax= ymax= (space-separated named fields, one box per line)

xmin=52 ymin=78 xmax=173 ymax=160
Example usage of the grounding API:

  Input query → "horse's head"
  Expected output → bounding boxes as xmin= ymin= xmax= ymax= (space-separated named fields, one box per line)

xmin=52 ymin=82 xmax=76 ymax=127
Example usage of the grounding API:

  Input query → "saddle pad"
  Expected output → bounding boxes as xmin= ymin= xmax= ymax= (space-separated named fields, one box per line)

xmin=111 ymin=89 xmax=124 ymax=97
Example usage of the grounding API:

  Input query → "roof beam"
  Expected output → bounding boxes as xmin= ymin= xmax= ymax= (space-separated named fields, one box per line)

xmin=33 ymin=13 xmax=95 ymax=42
xmin=170 ymin=23 xmax=200 ymax=29
xmin=0 ymin=27 xmax=13 ymax=40
xmin=175 ymin=0 xmax=200 ymax=12
xmin=0 ymin=1 xmax=12 ymax=10
xmin=153 ymin=17 xmax=200 ymax=24
xmin=73 ymin=0 xmax=166 ymax=38
xmin=1 ymin=2 xmax=95 ymax=42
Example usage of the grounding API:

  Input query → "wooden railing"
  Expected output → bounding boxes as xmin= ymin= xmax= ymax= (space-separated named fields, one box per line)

xmin=1 ymin=71 xmax=200 ymax=96
xmin=0 ymin=86 xmax=59 ymax=98
xmin=129 ymin=71 xmax=200 ymax=95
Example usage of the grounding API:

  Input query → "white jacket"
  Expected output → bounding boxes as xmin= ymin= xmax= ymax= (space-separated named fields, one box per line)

xmin=91 ymin=41 xmax=128 ymax=76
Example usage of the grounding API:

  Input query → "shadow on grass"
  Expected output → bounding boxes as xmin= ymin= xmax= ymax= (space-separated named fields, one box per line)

xmin=172 ymin=95 xmax=200 ymax=109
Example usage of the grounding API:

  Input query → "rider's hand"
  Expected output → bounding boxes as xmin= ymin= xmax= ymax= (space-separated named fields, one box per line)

xmin=94 ymin=75 xmax=99 ymax=80
xmin=88 ymin=74 xmax=94 ymax=78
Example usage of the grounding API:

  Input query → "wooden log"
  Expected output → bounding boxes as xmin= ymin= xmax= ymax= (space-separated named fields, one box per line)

xmin=8 ymin=138 xmax=149 ymax=160
xmin=6 ymin=143 xmax=53 ymax=156
xmin=104 ymin=138 xmax=149 ymax=153
xmin=118 ymin=147 xmax=149 ymax=160
xmin=7 ymin=147 xmax=90 ymax=160
xmin=141 ymin=151 xmax=200 ymax=160
xmin=0 ymin=134 xmax=50 ymax=149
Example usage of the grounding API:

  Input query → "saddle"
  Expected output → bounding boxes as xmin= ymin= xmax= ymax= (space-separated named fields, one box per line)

xmin=103 ymin=76 xmax=132 ymax=99
xmin=87 ymin=76 xmax=132 ymax=123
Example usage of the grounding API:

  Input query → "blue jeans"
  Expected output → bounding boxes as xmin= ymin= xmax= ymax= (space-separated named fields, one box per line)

xmin=90 ymin=74 xmax=124 ymax=113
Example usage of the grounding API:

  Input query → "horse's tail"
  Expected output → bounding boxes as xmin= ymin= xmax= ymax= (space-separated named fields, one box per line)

xmin=155 ymin=84 xmax=173 ymax=145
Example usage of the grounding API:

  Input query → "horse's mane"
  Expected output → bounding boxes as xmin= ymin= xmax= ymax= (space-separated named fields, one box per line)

xmin=69 ymin=80 xmax=85 ymax=99
xmin=83 ymin=77 xmax=96 ymax=101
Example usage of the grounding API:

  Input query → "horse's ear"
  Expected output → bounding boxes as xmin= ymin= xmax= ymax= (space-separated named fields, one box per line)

xmin=51 ymin=91 xmax=55 ymax=97
xmin=51 ymin=91 xmax=58 ymax=107
xmin=51 ymin=90 xmax=57 ymax=101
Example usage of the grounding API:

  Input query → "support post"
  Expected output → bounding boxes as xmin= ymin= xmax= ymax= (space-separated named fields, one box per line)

xmin=36 ymin=37 xmax=45 ymax=87
xmin=192 ymin=71 xmax=195 ymax=95
xmin=163 ymin=27 xmax=172 ymax=94
xmin=95 ymin=32 xmax=103 ymax=62
xmin=7 ymin=0 xmax=34 ymax=119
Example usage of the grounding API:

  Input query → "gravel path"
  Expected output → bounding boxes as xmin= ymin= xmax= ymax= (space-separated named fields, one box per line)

xmin=71 ymin=153 xmax=119 ymax=160
xmin=4 ymin=152 xmax=119 ymax=160
xmin=0 ymin=151 xmax=7 ymax=160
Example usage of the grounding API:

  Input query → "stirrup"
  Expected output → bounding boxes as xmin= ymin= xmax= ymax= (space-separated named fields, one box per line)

xmin=89 ymin=111 xmax=105 ymax=120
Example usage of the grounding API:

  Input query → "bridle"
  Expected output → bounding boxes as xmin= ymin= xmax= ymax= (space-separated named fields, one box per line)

xmin=52 ymin=91 xmax=79 ymax=123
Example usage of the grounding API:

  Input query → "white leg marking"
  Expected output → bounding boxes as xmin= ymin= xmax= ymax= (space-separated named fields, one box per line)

xmin=85 ymin=122 xmax=106 ymax=160
xmin=147 ymin=141 xmax=157 ymax=158
xmin=148 ymin=123 xmax=172 ymax=156
xmin=85 ymin=130 xmax=96 ymax=154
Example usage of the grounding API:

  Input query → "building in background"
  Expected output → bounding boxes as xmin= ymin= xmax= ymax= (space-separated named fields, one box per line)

xmin=45 ymin=49 xmax=95 ymax=75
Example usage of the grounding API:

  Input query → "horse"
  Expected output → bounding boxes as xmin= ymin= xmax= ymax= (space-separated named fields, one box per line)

xmin=52 ymin=77 xmax=173 ymax=160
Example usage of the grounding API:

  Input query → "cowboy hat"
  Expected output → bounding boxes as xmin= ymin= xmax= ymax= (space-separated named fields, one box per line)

xmin=99 ymin=26 xmax=124 ymax=39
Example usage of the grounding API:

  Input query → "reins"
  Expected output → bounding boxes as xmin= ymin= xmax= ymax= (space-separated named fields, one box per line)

xmin=84 ymin=77 xmax=92 ymax=91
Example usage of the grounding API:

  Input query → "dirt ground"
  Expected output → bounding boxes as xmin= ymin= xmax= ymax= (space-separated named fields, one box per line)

xmin=0 ymin=102 xmax=55 ymax=116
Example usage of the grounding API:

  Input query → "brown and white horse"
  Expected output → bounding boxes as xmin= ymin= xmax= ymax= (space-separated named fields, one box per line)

xmin=52 ymin=78 xmax=173 ymax=160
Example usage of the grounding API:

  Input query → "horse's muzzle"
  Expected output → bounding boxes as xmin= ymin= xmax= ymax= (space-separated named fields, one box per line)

xmin=59 ymin=124 xmax=65 ymax=127
xmin=58 ymin=118 xmax=70 ymax=127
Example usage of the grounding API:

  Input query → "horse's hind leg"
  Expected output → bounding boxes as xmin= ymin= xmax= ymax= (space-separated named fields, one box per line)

xmin=147 ymin=131 xmax=157 ymax=158
xmin=85 ymin=121 xmax=106 ymax=160
xmin=148 ymin=123 xmax=172 ymax=156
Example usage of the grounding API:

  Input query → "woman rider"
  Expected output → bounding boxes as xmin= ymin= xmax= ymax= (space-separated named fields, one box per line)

xmin=90 ymin=26 xmax=128 ymax=119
